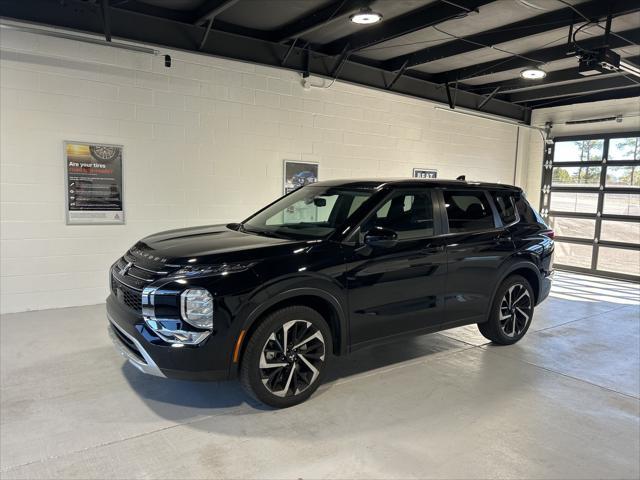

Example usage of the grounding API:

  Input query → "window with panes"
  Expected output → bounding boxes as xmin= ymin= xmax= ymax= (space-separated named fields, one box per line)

xmin=539 ymin=132 xmax=640 ymax=281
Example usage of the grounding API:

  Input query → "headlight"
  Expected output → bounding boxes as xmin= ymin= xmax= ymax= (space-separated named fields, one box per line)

xmin=172 ymin=262 xmax=256 ymax=278
xmin=180 ymin=288 xmax=214 ymax=330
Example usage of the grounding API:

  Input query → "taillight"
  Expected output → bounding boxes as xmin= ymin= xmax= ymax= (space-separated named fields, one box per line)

xmin=541 ymin=229 xmax=555 ymax=239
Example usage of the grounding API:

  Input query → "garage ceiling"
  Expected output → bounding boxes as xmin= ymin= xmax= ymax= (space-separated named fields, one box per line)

xmin=1 ymin=0 xmax=639 ymax=122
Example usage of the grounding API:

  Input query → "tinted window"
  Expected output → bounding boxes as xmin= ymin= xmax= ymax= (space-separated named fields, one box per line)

xmin=365 ymin=192 xmax=434 ymax=239
xmin=491 ymin=191 xmax=517 ymax=224
xmin=444 ymin=190 xmax=495 ymax=233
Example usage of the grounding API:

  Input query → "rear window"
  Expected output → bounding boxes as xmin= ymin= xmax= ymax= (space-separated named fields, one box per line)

xmin=491 ymin=191 xmax=517 ymax=224
xmin=444 ymin=190 xmax=495 ymax=233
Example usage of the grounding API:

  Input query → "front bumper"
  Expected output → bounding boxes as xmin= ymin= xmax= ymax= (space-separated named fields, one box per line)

xmin=107 ymin=295 xmax=231 ymax=381
xmin=108 ymin=314 xmax=165 ymax=377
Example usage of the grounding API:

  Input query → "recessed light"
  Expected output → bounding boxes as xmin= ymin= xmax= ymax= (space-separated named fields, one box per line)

xmin=520 ymin=67 xmax=547 ymax=79
xmin=350 ymin=8 xmax=382 ymax=25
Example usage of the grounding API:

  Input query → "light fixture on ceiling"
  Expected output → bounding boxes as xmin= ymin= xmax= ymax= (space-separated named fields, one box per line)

xmin=350 ymin=8 xmax=383 ymax=25
xmin=520 ymin=67 xmax=547 ymax=80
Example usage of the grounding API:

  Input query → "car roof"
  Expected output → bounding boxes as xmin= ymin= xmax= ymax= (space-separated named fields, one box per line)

xmin=311 ymin=178 xmax=522 ymax=192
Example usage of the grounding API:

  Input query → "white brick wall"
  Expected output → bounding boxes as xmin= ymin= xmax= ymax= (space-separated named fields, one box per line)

xmin=524 ymin=98 xmax=640 ymax=209
xmin=0 ymin=26 xmax=522 ymax=313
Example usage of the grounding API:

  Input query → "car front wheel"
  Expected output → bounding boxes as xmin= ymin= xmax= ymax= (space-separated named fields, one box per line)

xmin=478 ymin=275 xmax=534 ymax=345
xmin=240 ymin=306 xmax=331 ymax=408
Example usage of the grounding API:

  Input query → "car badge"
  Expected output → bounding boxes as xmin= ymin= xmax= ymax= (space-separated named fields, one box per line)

xmin=119 ymin=262 xmax=133 ymax=276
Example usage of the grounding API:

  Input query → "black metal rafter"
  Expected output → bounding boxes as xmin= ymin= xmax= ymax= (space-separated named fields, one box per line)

xmin=386 ymin=59 xmax=409 ymax=90
xmin=274 ymin=0 xmax=369 ymax=43
xmin=428 ymin=28 xmax=640 ymax=84
xmin=466 ymin=55 xmax=640 ymax=95
xmin=321 ymin=0 xmax=493 ymax=56
xmin=199 ymin=18 xmax=213 ymax=50
xmin=0 ymin=0 xmax=527 ymax=121
xmin=478 ymin=86 xmax=500 ymax=110
xmin=193 ymin=0 xmax=240 ymax=26
xmin=525 ymin=86 xmax=640 ymax=109
xmin=100 ymin=0 xmax=111 ymax=42
xmin=445 ymin=82 xmax=454 ymax=109
xmin=106 ymin=0 xmax=267 ymax=39
xmin=384 ymin=0 xmax=640 ymax=72
xmin=507 ymin=76 xmax=639 ymax=104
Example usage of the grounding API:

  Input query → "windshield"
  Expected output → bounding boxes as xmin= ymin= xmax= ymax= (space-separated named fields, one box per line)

xmin=242 ymin=186 xmax=374 ymax=239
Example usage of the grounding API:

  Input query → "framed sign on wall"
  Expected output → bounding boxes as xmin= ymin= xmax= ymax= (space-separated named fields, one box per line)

xmin=413 ymin=168 xmax=437 ymax=179
xmin=64 ymin=141 xmax=124 ymax=224
xmin=283 ymin=160 xmax=319 ymax=194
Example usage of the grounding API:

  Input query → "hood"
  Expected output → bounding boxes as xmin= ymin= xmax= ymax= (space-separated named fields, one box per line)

xmin=134 ymin=224 xmax=306 ymax=266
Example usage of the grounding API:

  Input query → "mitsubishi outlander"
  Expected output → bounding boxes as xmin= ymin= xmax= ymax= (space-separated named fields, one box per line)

xmin=108 ymin=179 xmax=554 ymax=408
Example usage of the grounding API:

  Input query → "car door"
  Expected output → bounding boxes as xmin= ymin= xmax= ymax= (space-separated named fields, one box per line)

xmin=439 ymin=188 xmax=515 ymax=324
xmin=343 ymin=189 xmax=448 ymax=347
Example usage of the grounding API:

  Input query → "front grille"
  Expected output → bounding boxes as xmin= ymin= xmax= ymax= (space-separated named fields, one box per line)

xmin=111 ymin=275 xmax=143 ymax=311
xmin=111 ymin=251 xmax=172 ymax=312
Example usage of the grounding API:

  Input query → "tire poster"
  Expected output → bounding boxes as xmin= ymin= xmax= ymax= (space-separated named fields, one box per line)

xmin=64 ymin=141 xmax=124 ymax=224
xmin=412 ymin=168 xmax=437 ymax=179
xmin=283 ymin=160 xmax=319 ymax=195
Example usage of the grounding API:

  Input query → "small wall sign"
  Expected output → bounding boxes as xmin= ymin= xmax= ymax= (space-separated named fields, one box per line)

xmin=64 ymin=141 xmax=124 ymax=224
xmin=283 ymin=160 xmax=319 ymax=194
xmin=412 ymin=168 xmax=437 ymax=179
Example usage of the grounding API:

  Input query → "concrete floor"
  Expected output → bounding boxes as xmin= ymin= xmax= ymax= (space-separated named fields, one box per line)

xmin=1 ymin=271 xmax=639 ymax=479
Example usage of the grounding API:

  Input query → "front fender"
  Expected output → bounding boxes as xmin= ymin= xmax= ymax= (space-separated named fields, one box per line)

xmin=225 ymin=274 xmax=349 ymax=378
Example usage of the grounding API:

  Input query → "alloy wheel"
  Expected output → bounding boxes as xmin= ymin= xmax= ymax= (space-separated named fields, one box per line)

xmin=499 ymin=283 xmax=532 ymax=338
xmin=259 ymin=320 xmax=326 ymax=398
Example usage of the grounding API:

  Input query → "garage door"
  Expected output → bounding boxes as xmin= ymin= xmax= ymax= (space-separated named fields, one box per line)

xmin=540 ymin=132 xmax=640 ymax=282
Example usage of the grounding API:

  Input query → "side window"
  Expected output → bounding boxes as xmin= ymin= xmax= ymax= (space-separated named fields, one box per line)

xmin=491 ymin=191 xmax=517 ymax=224
xmin=347 ymin=194 xmax=369 ymax=216
xmin=444 ymin=190 xmax=495 ymax=233
xmin=366 ymin=192 xmax=434 ymax=239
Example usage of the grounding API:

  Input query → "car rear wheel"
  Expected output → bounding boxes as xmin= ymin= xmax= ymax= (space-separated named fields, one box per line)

xmin=240 ymin=306 xmax=331 ymax=408
xmin=478 ymin=275 xmax=534 ymax=345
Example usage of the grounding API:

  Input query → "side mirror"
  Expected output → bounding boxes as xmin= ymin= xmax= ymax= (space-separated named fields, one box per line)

xmin=364 ymin=227 xmax=398 ymax=248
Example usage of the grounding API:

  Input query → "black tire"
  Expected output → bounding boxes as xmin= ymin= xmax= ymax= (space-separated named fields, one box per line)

xmin=240 ymin=306 xmax=332 ymax=408
xmin=478 ymin=275 xmax=534 ymax=345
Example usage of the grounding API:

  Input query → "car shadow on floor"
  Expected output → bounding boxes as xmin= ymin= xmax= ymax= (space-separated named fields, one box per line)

xmin=121 ymin=331 xmax=467 ymax=416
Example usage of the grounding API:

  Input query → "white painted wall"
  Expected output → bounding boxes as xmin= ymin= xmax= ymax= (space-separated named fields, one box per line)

xmin=1 ymin=25 xmax=523 ymax=314
xmin=524 ymin=97 xmax=640 ymax=209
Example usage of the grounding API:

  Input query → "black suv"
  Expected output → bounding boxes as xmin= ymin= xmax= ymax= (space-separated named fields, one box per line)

xmin=108 ymin=179 xmax=554 ymax=407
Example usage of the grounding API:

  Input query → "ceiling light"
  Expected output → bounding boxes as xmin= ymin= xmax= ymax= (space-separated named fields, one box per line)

xmin=520 ymin=67 xmax=547 ymax=80
xmin=350 ymin=8 xmax=382 ymax=25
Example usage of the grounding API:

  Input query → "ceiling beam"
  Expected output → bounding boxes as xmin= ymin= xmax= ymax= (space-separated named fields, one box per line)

xmin=193 ymin=0 xmax=240 ymax=26
xmin=384 ymin=0 xmax=640 ymax=72
xmin=321 ymin=0 xmax=494 ymax=56
xmin=107 ymin=1 xmax=194 ymax=23
xmin=507 ymin=76 xmax=639 ymax=104
xmin=100 ymin=0 xmax=111 ymax=42
xmin=0 ymin=0 xmax=528 ymax=122
xmin=528 ymin=86 xmax=640 ymax=109
xmin=273 ymin=0 xmax=369 ymax=43
xmin=108 ymin=0 xmax=269 ymax=39
xmin=467 ymin=55 xmax=640 ymax=95
xmin=427 ymin=28 xmax=640 ymax=84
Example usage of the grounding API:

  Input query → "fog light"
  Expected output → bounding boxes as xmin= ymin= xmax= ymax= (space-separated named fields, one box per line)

xmin=180 ymin=288 xmax=213 ymax=329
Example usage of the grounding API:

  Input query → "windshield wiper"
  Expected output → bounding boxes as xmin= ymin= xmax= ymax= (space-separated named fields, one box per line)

xmin=240 ymin=225 xmax=286 ymax=239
